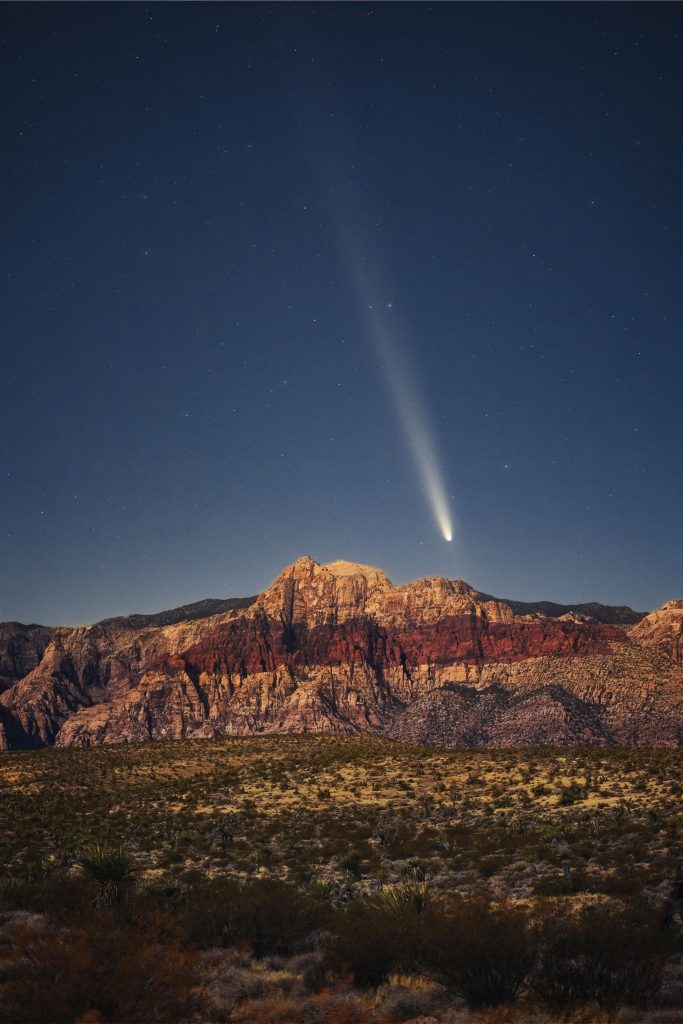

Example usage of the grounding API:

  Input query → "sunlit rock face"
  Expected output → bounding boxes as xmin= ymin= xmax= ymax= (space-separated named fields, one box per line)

xmin=628 ymin=600 xmax=683 ymax=664
xmin=0 ymin=556 xmax=681 ymax=749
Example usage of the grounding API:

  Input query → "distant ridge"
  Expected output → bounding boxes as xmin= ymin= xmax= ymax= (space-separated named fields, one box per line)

xmin=96 ymin=596 xmax=257 ymax=631
xmin=478 ymin=595 xmax=645 ymax=626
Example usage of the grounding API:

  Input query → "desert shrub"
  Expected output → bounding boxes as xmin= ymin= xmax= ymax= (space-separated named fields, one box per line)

xmin=558 ymin=782 xmax=585 ymax=806
xmin=0 ymin=871 xmax=92 ymax=918
xmin=0 ymin=908 xmax=197 ymax=1022
xmin=533 ymin=867 xmax=592 ymax=896
xmin=137 ymin=874 xmax=189 ymax=913
xmin=183 ymin=877 xmax=327 ymax=957
xmin=0 ymin=877 xmax=24 ymax=907
xmin=229 ymin=988 xmax=377 ymax=1024
xmin=338 ymin=850 xmax=363 ymax=880
xmin=374 ymin=982 xmax=441 ymax=1021
xmin=199 ymin=946 xmax=284 ymax=1018
xmin=592 ymin=870 xmax=646 ymax=897
xmin=478 ymin=853 xmax=506 ymax=877
xmin=530 ymin=902 xmax=676 ymax=1011
xmin=375 ymin=817 xmax=400 ymax=856
xmin=425 ymin=897 xmax=537 ymax=1008
xmin=324 ymin=902 xmax=428 ymax=987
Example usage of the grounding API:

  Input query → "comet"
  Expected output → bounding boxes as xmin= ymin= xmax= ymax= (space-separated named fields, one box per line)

xmin=362 ymin=300 xmax=453 ymax=542
xmin=330 ymin=207 xmax=453 ymax=542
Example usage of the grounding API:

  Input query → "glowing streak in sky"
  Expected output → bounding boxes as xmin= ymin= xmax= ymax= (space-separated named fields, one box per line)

xmin=330 ymin=206 xmax=453 ymax=541
xmin=362 ymin=302 xmax=453 ymax=542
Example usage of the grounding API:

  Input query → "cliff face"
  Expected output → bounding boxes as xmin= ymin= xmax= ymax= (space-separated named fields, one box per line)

xmin=0 ymin=622 xmax=55 ymax=692
xmin=0 ymin=557 xmax=680 ymax=750
xmin=629 ymin=600 xmax=683 ymax=664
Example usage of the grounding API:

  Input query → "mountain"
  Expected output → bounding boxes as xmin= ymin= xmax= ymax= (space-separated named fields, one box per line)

xmin=0 ymin=557 xmax=680 ymax=749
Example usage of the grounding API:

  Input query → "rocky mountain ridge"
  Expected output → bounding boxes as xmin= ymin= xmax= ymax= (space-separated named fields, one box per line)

xmin=0 ymin=557 xmax=680 ymax=749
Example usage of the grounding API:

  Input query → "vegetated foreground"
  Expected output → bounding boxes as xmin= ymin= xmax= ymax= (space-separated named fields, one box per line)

xmin=0 ymin=736 xmax=682 ymax=1023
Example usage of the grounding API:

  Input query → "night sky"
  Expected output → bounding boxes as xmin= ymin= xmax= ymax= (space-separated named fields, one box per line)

xmin=2 ymin=3 xmax=681 ymax=625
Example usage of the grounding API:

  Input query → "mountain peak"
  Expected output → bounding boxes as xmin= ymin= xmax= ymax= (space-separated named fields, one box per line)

xmin=254 ymin=555 xmax=394 ymax=626
xmin=323 ymin=559 xmax=392 ymax=583
xmin=628 ymin=599 xmax=683 ymax=663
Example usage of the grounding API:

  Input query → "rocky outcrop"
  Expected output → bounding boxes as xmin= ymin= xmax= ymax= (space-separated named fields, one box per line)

xmin=0 ymin=622 xmax=55 ymax=692
xmin=0 ymin=557 xmax=680 ymax=749
xmin=629 ymin=600 xmax=683 ymax=664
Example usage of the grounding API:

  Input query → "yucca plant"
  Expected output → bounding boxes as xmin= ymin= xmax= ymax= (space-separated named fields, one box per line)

xmin=302 ymin=876 xmax=348 ymax=907
xmin=399 ymin=858 xmax=429 ymax=883
xmin=366 ymin=880 xmax=432 ymax=915
xmin=77 ymin=842 xmax=134 ymax=906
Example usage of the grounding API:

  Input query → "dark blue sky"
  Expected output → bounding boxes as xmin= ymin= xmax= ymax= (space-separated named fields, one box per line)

xmin=2 ymin=2 xmax=681 ymax=625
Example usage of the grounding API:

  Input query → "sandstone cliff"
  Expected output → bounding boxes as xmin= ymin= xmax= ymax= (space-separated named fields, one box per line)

xmin=0 ymin=557 xmax=680 ymax=749
xmin=629 ymin=600 xmax=683 ymax=664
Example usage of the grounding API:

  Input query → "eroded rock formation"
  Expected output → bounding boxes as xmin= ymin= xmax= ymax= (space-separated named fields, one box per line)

xmin=0 ymin=557 xmax=681 ymax=748
xmin=629 ymin=600 xmax=683 ymax=664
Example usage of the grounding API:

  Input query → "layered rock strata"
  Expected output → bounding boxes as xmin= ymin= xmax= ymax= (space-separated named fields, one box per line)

xmin=0 ymin=557 xmax=681 ymax=749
